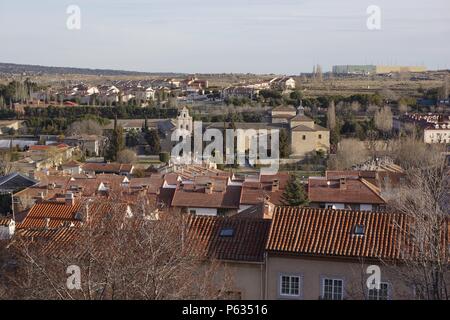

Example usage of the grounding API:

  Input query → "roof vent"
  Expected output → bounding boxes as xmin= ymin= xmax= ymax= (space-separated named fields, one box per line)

xmin=74 ymin=212 xmax=83 ymax=221
xmin=340 ymin=178 xmax=347 ymax=190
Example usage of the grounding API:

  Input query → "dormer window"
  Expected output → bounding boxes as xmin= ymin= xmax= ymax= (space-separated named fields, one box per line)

xmin=219 ymin=227 xmax=234 ymax=237
xmin=354 ymin=224 xmax=365 ymax=236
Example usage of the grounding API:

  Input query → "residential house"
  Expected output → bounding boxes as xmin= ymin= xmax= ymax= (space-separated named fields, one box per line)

xmin=10 ymin=144 xmax=76 ymax=175
xmin=64 ymin=135 xmax=104 ymax=156
xmin=171 ymin=178 xmax=241 ymax=216
xmin=424 ymin=123 xmax=450 ymax=144
xmin=308 ymin=172 xmax=386 ymax=211
xmin=81 ymin=163 xmax=134 ymax=176
xmin=0 ymin=120 xmax=23 ymax=135
xmin=61 ymin=160 xmax=83 ymax=175
xmin=265 ymin=207 xmax=416 ymax=300
xmin=269 ymin=77 xmax=296 ymax=90
xmin=187 ymin=215 xmax=271 ymax=299
xmin=0 ymin=172 xmax=37 ymax=194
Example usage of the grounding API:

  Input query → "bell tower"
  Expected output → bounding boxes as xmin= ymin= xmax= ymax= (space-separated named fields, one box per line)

xmin=176 ymin=106 xmax=193 ymax=135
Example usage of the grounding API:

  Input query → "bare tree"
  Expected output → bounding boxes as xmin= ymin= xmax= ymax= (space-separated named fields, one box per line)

xmin=398 ymin=102 xmax=408 ymax=114
xmin=0 ymin=153 xmax=13 ymax=176
xmin=116 ymin=149 xmax=137 ymax=164
xmin=390 ymin=137 xmax=446 ymax=170
xmin=1 ymin=200 xmax=233 ymax=300
xmin=329 ymin=138 xmax=370 ymax=170
xmin=374 ymin=106 xmax=393 ymax=136
xmin=385 ymin=152 xmax=449 ymax=300
xmin=66 ymin=120 xmax=103 ymax=137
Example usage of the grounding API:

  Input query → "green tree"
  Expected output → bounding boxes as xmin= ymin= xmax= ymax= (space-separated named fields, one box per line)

xmin=159 ymin=152 xmax=170 ymax=164
xmin=282 ymin=174 xmax=309 ymax=206
xmin=145 ymin=129 xmax=161 ymax=154
xmin=279 ymin=128 xmax=290 ymax=158
xmin=105 ymin=120 xmax=125 ymax=161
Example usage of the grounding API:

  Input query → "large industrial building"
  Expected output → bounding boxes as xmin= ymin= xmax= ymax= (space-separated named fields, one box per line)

xmin=332 ymin=65 xmax=426 ymax=75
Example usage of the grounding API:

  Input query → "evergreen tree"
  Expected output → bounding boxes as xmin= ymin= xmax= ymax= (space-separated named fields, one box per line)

xmin=282 ymin=173 xmax=308 ymax=206
xmin=145 ymin=129 xmax=161 ymax=154
xmin=279 ymin=128 xmax=290 ymax=158
xmin=105 ymin=118 xmax=125 ymax=161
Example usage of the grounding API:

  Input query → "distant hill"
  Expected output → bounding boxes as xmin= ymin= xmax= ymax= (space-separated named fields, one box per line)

xmin=0 ymin=62 xmax=184 ymax=77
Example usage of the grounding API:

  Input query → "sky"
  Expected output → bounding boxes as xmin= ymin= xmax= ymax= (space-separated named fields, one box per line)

xmin=0 ymin=0 xmax=449 ymax=74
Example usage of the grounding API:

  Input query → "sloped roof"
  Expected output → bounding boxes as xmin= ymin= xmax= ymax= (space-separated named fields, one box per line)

xmin=308 ymin=177 xmax=385 ymax=205
xmin=266 ymin=207 xmax=408 ymax=260
xmin=172 ymin=185 xmax=241 ymax=209
xmin=272 ymin=105 xmax=296 ymax=112
xmin=187 ymin=215 xmax=271 ymax=262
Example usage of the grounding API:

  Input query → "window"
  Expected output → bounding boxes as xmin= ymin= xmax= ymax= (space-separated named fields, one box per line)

xmin=318 ymin=134 xmax=322 ymax=139
xmin=219 ymin=227 xmax=234 ymax=237
xmin=302 ymin=135 xmax=306 ymax=140
xmin=368 ymin=283 xmax=389 ymax=300
xmin=189 ymin=210 xmax=196 ymax=215
xmin=322 ymin=278 xmax=343 ymax=300
xmin=353 ymin=224 xmax=365 ymax=235
xmin=280 ymin=275 xmax=300 ymax=297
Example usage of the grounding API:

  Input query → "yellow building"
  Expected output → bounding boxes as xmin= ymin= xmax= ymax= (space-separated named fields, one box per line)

xmin=375 ymin=65 xmax=426 ymax=74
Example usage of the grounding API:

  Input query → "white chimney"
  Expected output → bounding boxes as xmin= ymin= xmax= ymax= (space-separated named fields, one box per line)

xmin=65 ymin=192 xmax=75 ymax=206
xmin=205 ymin=182 xmax=213 ymax=194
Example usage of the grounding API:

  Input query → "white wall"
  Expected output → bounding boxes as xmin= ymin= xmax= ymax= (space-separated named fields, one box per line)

xmin=325 ymin=203 xmax=345 ymax=210
xmin=188 ymin=207 xmax=218 ymax=216
xmin=360 ymin=204 xmax=373 ymax=211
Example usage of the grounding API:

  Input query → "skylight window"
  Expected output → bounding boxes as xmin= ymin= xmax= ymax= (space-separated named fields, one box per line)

xmin=219 ymin=227 xmax=234 ymax=237
xmin=354 ymin=224 xmax=365 ymax=235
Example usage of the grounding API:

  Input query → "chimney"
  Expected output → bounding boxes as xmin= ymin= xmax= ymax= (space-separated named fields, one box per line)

xmin=37 ymin=192 xmax=45 ymax=201
xmin=205 ymin=182 xmax=213 ymax=194
xmin=45 ymin=218 xmax=50 ymax=229
xmin=65 ymin=192 xmax=75 ymax=206
xmin=271 ymin=179 xmax=280 ymax=192
xmin=340 ymin=178 xmax=347 ymax=190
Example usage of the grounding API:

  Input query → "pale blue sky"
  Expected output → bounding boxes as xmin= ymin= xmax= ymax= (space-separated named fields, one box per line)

xmin=0 ymin=0 xmax=449 ymax=74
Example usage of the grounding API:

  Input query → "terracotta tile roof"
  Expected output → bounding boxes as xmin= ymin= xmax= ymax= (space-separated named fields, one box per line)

xmin=0 ymin=217 xmax=13 ymax=227
xmin=325 ymin=170 xmax=406 ymax=190
xmin=272 ymin=105 xmax=297 ymax=112
xmin=18 ymin=200 xmax=130 ymax=231
xmin=16 ymin=227 xmax=79 ymax=253
xmin=172 ymin=185 xmax=241 ymax=209
xmin=308 ymin=176 xmax=385 ymax=205
xmin=18 ymin=201 xmax=83 ymax=230
xmin=290 ymin=114 xmax=313 ymax=122
xmin=240 ymin=173 xmax=289 ymax=206
xmin=266 ymin=207 xmax=409 ymax=260
xmin=82 ymin=162 xmax=133 ymax=174
xmin=62 ymin=160 xmax=82 ymax=168
xmin=187 ymin=216 xmax=271 ymax=262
